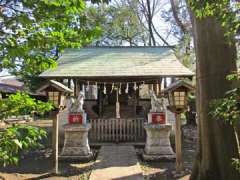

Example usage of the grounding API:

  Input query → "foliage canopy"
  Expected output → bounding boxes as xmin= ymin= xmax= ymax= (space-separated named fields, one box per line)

xmin=0 ymin=0 xmax=101 ymax=89
xmin=188 ymin=0 xmax=240 ymax=38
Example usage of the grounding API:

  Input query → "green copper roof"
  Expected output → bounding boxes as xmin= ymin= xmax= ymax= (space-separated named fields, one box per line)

xmin=40 ymin=47 xmax=194 ymax=79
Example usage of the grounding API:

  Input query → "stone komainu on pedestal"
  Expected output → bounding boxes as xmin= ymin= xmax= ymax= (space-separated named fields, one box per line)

xmin=59 ymin=91 xmax=92 ymax=161
xmin=143 ymin=90 xmax=175 ymax=161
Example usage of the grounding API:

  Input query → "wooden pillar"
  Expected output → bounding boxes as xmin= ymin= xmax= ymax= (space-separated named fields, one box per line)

xmin=153 ymin=79 xmax=162 ymax=96
xmin=136 ymin=85 xmax=140 ymax=106
xmin=153 ymin=81 xmax=158 ymax=95
xmin=98 ymin=85 xmax=103 ymax=118
xmin=175 ymin=113 xmax=183 ymax=172
xmin=164 ymin=78 xmax=167 ymax=88
xmin=73 ymin=79 xmax=77 ymax=96
xmin=158 ymin=78 xmax=162 ymax=95
xmin=68 ymin=78 xmax=71 ymax=88
xmin=133 ymin=90 xmax=137 ymax=117
xmin=52 ymin=114 xmax=59 ymax=174
xmin=148 ymin=84 xmax=154 ymax=91
xmin=171 ymin=77 xmax=176 ymax=84
xmin=116 ymin=88 xmax=120 ymax=119
xmin=76 ymin=80 xmax=80 ymax=97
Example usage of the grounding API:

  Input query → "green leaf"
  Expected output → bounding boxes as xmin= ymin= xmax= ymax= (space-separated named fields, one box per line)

xmin=13 ymin=139 xmax=22 ymax=149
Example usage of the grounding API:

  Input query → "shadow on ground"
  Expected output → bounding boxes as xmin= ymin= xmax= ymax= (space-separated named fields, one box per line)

xmin=0 ymin=148 xmax=99 ymax=180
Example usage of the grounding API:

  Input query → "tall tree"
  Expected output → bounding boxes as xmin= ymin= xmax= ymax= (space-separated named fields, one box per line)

xmin=137 ymin=0 xmax=172 ymax=46
xmin=87 ymin=0 xmax=173 ymax=46
xmin=189 ymin=1 xmax=240 ymax=179
xmin=139 ymin=0 xmax=156 ymax=46
xmin=86 ymin=0 xmax=148 ymax=46
xmin=0 ymin=0 xmax=100 ymax=90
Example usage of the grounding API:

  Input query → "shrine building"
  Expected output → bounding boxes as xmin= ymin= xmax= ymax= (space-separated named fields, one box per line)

xmin=39 ymin=46 xmax=194 ymax=143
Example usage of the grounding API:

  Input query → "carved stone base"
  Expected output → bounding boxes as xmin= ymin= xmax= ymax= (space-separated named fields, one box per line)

xmin=143 ymin=123 xmax=175 ymax=161
xmin=60 ymin=123 xmax=92 ymax=161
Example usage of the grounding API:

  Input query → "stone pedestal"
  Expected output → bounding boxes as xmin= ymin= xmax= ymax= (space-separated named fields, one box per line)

xmin=60 ymin=123 xmax=92 ymax=161
xmin=143 ymin=123 xmax=175 ymax=161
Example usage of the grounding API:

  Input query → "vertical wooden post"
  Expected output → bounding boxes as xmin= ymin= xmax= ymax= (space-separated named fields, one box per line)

xmin=76 ymin=80 xmax=80 ymax=97
xmin=116 ymin=88 xmax=120 ymax=119
xmin=136 ymin=85 xmax=140 ymax=106
xmin=68 ymin=78 xmax=71 ymax=88
xmin=133 ymin=90 xmax=137 ymax=118
xmin=171 ymin=77 xmax=176 ymax=84
xmin=52 ymin=114 xmax=59 ymax=174
xmin=164 ymin=78 xmax=167 ymax=88
xmin=73 ymin=79 xmax=77 ymax=96
xmin=175 ymin=113 xmax=183 ymax=172
xmin=153 ymin=80 xmax=158 ymax=95
xmin=98 ymin=85 xmax=103 ymax=118
xmin=158 ymin=78 xmax=162 ymax=95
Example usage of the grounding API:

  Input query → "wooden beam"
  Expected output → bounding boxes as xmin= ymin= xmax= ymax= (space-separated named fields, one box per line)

xmin=43 ymin=75 xmax=194 ymax=82
xmin=158 ymin=78 xmax=162 ymax=95
xmin=153 ymin=80 xmax=159 ymax=95
xmin=136 ymin=86 xmax=140 ymax=106
xmin=133 ymin=89 xmax=137 ymax=118
xmin=98 ymin=85 xmax=103 ymax=118
xmin=116 ymin=88 xmax=120 ymax=119
xmin=73 ymin=79 xmax=77 ymax=96
xmin=164 ymin=78 xmax=167 ymax=88
xmin=68 ymin=78 xmax=71 ymax=88
xmin=52 ymin=114 xmax=59 ymax=174
xmin=76 ymin=80 xmax=80 ymax=97
xmin=175 ymin=113 xmax=183 ymax=172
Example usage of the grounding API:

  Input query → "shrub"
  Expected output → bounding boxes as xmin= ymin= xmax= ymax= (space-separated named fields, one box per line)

xmin=0 ymin=125 xmax=47 ymax=166
xmin=0 ymin=92 xmax=54 ymax=120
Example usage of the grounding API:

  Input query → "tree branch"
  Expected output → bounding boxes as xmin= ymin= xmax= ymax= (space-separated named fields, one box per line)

xmin=151 ymin=23 xmax=173 ymax=48
xmin=170 ymin=0 xmax=187 ymax=34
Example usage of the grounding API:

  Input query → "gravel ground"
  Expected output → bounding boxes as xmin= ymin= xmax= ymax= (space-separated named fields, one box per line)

xmin=0 ymin=148 xmax=99 ymax=180
xmin=138 ymin=125 xmax=197 ymax=180
xmin=0 ymin=120 xmax=197 ymax=180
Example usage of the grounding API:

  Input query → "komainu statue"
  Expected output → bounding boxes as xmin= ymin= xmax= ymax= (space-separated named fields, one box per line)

xmin=77 ymin=91 xmax=85 ymax=112
xmin=66 ymin=91 xmax=85 ymax=113
xmin=149 ymin=90 xmax=164 ymax=112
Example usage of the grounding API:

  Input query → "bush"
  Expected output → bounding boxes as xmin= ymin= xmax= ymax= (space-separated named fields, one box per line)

xmin=0 ymin=92 xmax=54 ymax=166
xmin=0 ymin=125 xmax=47 ymax=166
xmin=0 ymin=92 xmax=54 ymax=120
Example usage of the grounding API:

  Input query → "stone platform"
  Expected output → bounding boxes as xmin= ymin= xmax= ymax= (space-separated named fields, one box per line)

xmin=60 ymin=123 xmax=92 ymax=161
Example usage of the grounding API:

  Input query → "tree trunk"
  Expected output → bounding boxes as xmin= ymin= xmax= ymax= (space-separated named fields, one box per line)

xmin=190 ymin=15 xmax=240 ymax=180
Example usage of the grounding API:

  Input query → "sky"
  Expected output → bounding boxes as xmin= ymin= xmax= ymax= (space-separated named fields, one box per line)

xmin=152 ymin=1 xmax=178 ymax=45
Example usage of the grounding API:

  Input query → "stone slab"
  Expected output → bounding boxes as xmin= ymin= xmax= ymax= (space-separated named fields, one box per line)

xmin=59 ymin=153 xmax=93 ymax=162
xmin=90 ymin=145 xmax=143 ymax=180
xmin=142 ymin=153 xmax=176 ymax=161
